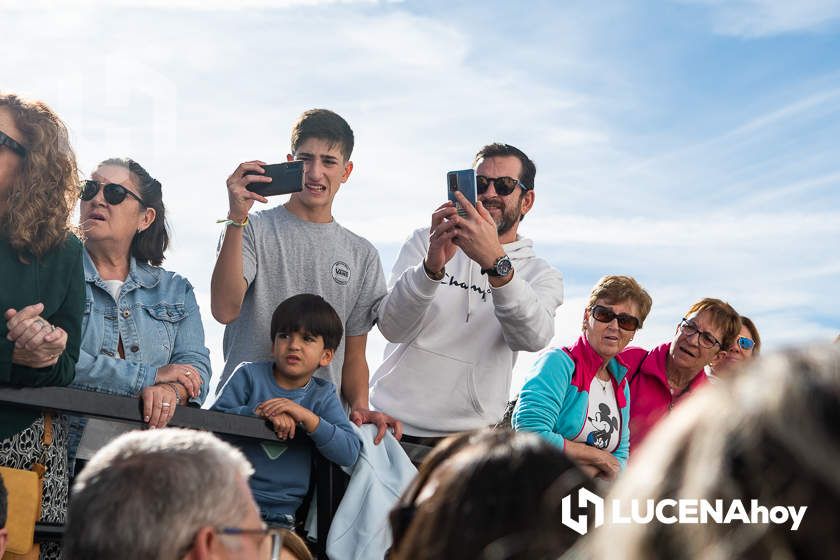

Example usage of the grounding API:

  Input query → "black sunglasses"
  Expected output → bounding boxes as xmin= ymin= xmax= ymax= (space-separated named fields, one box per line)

xmin=80 ymin=180 xmax=145 ymax=206
xmin=476 ymin=175 xmax=529 ymax=196
xmin=590 ymin=304 xmax=641 ymax=332
xmin=0 ymin=130 xmax=27 ymax=157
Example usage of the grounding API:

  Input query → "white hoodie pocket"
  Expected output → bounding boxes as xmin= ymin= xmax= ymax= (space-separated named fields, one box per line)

xmin=376 ymin=344 xmax=484 ymax=427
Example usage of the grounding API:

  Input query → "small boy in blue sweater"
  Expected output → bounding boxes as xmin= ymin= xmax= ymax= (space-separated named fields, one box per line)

xmin=212 ymin=293 xmax=361 ymax=527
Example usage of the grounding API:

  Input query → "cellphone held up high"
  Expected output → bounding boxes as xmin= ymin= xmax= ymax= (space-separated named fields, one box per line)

xmin=447 ymin=169 xmax=477 ymax=217
xmin=245 ymin=161 xmax=304 ymax=197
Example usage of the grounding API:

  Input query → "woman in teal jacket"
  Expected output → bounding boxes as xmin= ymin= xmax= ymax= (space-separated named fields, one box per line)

xmin=513 ymin=275 xmax=652 ymax=480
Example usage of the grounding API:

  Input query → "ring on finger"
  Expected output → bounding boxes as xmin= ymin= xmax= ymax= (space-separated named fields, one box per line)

xmin=34 ymin=319 xmax=46 ymax=329
xmin=161 ymin=402 xmax=171 ymax=408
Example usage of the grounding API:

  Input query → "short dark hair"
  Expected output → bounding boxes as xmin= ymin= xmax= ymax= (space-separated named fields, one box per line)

xmin=290 ymin=109 xmax=354 ymax=161
xmin=98 ymin=158 xmax=169 ymax=266
xmin=0 ymin=471 xmax=8 ymax=529
xmin=269 ymin=294 xmax=343 ymax=351
xmin=473 ymin=143 xmax=537 ymax=190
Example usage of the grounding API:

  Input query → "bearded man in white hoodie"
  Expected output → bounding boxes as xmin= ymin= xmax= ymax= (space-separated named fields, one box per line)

xmin=370 ymin=143 xmax=564 ymax=442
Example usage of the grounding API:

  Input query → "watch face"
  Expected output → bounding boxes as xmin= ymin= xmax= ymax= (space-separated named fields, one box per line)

xmin=496 ymin=256 xmax=513 ymax=276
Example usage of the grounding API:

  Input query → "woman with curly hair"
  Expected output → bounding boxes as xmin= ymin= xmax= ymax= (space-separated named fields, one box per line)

xmin=0 ymin=92 xmax=85 ymax=559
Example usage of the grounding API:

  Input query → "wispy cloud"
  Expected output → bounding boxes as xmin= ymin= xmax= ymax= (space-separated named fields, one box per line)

xmin=680 ymin=0 xmax=840 ymax=37
xmin=0 ymin=0 xmax=398 ymax=9
xmin=4 ymin=2 xmax=838 ymax=395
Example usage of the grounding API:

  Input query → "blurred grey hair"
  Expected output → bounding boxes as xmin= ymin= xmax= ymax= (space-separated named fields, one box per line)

xmin=63 ymin=428 xmax=254 ymax=560
xmin=586 ymin=345 xmax=840 ymax=559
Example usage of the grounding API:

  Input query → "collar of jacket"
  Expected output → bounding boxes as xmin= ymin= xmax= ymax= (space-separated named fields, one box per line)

xmin=565 ymin=334 xmax=630 ymax=385
xmin=83 ymin=248 xmax=161 ymax=289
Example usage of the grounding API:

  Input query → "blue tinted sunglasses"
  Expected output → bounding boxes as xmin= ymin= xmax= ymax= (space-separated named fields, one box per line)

xmin=736 ymin=336 xmax=755 ymax=351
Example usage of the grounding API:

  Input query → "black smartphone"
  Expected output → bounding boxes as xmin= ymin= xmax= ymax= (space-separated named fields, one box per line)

xmin=447 ymin=169 xmax=477 ymax=217
xmin=245 ymin=161 xmax=304 ymax=196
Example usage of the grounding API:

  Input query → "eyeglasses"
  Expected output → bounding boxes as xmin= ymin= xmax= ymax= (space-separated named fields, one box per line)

xmin=735 ymin=336 xmax=755 ymax=351
xmin=590 ymin=304 xmax=641 ymax=331
xmin=80 ymin=180 xmax=145 ymax=206
xmin=476 ymin=175 xmax=529 ymax=196
xmin=217 ymin=525 xmax=283 ymax=560
xmin=679 ymin=318 xmax=722 ymax=349
xmin=0 ymin=130 xmax=27 ymax=157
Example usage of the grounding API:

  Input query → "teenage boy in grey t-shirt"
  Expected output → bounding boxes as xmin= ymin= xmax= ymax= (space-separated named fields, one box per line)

xmin=211 ymin=109 xmax=401 ymax=443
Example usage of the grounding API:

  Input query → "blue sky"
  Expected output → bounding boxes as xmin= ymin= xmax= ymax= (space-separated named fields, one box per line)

xmin=3 ymin=0 xmax=839 ymax=395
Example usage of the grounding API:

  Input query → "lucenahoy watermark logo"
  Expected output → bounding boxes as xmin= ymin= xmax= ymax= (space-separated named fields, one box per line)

xmin=561 ymin=488 xmax=807 ymax=536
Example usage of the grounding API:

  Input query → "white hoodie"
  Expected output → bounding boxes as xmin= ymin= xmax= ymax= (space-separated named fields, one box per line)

xmin=370 ymin=227 xmax=564 ymax=436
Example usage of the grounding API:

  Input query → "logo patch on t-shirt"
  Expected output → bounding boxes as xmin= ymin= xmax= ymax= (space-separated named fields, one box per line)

xmin=261 ymin=441 xmax=288 ymax=460
xmin=331 ymin=261 xmax=351 ymax=285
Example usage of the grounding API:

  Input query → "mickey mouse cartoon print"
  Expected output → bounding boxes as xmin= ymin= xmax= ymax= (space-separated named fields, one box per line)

xmin=586 ymin=402 xmax=618 ymax=449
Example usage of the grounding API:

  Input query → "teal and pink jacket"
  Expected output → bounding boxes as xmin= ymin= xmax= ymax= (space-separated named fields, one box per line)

xmin=512 ymin=335 xmax=631 ymax=469
xmin=621 ymin=342 xmax=709 ymax=452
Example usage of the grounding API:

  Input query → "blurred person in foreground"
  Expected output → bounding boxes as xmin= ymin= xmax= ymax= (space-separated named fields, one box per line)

xmin=586 ymin=344 xmax=840 ymax=559
xmin=708 ymin=315 xmax=761 ymax=379
xmin=63 ymin=428 xmax=283 ymax=560
xmin=388 ymin=429 xmax=592 ymax=560
xmin=1 ymin=92 xmax=84 ymax=560
xmin=513 ymin=275 xmax=652 ymax=479
xmin=621 ymin=297 xmax=740 ymax=451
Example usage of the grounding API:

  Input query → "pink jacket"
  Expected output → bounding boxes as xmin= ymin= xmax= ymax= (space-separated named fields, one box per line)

xmin=620 ymin=342 xmax=709 ymax=452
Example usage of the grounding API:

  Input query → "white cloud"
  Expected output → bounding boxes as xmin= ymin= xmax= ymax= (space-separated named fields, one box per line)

xmin=0 ymin=0 xmax=394 ymax=9
xmin=681 ymin=0 xmax=840 ymax=37
xmin=4 ymin=2 xmax=838 ymax=398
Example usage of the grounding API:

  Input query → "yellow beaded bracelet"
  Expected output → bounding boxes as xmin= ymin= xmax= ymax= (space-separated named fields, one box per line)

xmin=217 ymin=216 xmax=249 ymax=228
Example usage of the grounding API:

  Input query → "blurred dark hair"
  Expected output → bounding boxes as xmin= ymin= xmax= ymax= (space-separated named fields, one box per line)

xmin=390 ymin=429 xmax=592 ymax=560
xmin=587 ymin=345 xmax=840 ymax=559
xmin=270 ymin=294 xmax=343 ymax=351
xmin=473 ymin=143 xmax=536 ymax=191
xmin=278 ymin=528 xmax=313 ymax=560
xmin=98 ymin=158 xmax=169 ymax=266
xmin=290 ymin=109 xmax=354 ymax=161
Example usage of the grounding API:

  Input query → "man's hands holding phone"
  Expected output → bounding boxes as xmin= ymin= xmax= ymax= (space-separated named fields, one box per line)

xmin=427 ymin=193 xmax=507 ymax=281
xmin=225 ymin=161 xmax=271 ymax=222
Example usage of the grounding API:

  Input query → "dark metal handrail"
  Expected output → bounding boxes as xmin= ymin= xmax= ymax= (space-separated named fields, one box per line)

xmin=0 ymin=385 xmax=331 ymax=556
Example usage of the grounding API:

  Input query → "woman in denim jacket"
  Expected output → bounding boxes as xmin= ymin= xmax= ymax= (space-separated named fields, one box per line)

xmin=70 ymin=158 xmax=211 ymax=461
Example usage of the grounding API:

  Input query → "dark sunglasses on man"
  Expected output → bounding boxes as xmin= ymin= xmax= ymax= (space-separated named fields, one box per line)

xmin=590 ymin=304 xmax=641 ymax=332
xmin=79 ymin=180 xmax=145 ymax=206
xmin=0 ymin=129 xmax=27 ymax=157
xmin=476 ymin=175 xmax=530 ymax=196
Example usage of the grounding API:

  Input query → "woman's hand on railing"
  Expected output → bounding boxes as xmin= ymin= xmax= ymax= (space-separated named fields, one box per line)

xmin=140 ymin=384 xmax=178 ymax=428
xmin=154 ymin=363 xmax=203 ymax=399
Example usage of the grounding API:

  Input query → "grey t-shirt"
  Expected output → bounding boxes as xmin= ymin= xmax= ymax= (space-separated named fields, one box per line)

xmin=219 ymin=205 xmax=387 ymax=397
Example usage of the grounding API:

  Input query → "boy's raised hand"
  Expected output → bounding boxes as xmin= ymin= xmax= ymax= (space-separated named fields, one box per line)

xmin=256 ymin=398 xmax=320 ymax=434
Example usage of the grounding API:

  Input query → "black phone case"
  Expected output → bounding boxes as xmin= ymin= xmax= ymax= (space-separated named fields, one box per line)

xmin=245 ymin=161 xmax=304 ymax=196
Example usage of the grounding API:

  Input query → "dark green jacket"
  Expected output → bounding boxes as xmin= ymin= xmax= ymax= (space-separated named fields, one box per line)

xmin=0 ymin=234 xmax=84 ymax=439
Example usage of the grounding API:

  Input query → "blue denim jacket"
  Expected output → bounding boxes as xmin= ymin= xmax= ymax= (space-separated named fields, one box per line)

xmin=71 ymin=249 xmax=211 ymax=403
